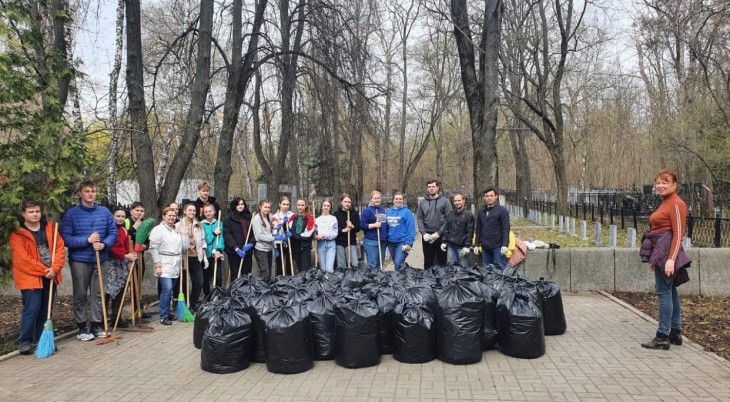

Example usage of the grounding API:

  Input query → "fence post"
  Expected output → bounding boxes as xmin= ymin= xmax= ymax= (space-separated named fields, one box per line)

xmin=715 ymin=212 xmax=721 ymax=248
xmin=687 ymin=212 xmax=694 ymax=239
xmin=608 ymin=225 xmax=617 ymax=248
xmin=591 ymin=205 xmax=595 ymax=222
xmin=599 ymin=205 xmax=604 ymax=226
xmin=594 ymin=222 xmax=602 ymax=245
xmin=627 ymin=228 xmax=637 ymax=248
xmin=620 ymin=208 xmax=625 ymax=230
xmin=610 ymin=207 xmax=614 ymax=225
xmin=581 ymin=220 xmax=588 ymax=241
xmin=633 ymin=209 xmax=638 ymax=230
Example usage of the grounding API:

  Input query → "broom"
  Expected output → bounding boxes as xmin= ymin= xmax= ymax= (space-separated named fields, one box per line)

xmin=35 ymin=222 xmax=58 ymax=359
xmin=133 ymin=218 xmax=155 ymax=319
xmin=347 ymin=210 xmax=352 ymax=269
xmin=176 ymin=250 xmax=195 ymax=322
xmin=236 ymin=215 xmax=255 ymax=279
xmin=212 ymin=211 xmax=222 ymax=288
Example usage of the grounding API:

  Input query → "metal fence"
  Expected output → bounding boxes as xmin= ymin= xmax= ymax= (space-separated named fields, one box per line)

xmin=525 ymin=200 xmax=730 ymax=248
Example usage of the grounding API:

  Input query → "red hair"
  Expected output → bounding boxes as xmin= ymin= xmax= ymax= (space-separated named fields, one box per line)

xmin=654 ymin=168 xmax=678 ymax=184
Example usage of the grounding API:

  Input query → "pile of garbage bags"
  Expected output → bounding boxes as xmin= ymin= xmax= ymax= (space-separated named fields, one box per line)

xmin=196 ymin=263 xmax=566 ymax=374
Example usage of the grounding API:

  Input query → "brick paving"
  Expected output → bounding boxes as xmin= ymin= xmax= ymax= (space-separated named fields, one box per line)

xmin=2 ymin=237 xmax=730 ymax=401
xmin=1 ymin=291 xmax=729 ymax=401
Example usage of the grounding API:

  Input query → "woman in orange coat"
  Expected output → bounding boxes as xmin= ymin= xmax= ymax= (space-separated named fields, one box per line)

xmin=9 ymin=201 xmax=66 ymax=354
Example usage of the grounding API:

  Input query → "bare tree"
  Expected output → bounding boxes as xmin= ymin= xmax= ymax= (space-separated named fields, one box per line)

xmin=449 ymin=0 xmax=503 ymax=206
xmin=107 ymin=0 xmax=126 ymax=205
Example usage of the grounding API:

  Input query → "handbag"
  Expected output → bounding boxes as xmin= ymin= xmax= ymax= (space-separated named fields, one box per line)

xmin=673 ymin=266 xmax=689 ymax=287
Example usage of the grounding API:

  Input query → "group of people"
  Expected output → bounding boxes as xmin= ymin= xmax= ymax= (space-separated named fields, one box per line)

xmin=11 ymin=169 xmax=689 ymax=354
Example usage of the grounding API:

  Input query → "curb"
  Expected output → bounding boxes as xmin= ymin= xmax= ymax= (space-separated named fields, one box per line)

xmin=0 ymin=300 xmax=162 ymax=363
xmin=596 ymin=290 xmax=730 ymax=366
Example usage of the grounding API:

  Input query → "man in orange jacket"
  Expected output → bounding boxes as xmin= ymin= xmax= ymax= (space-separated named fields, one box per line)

xmin=10 ymin=201 xmax=65 ymax=354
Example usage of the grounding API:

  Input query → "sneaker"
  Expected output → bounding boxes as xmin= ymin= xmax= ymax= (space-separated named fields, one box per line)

xmin=160 ymin=319 xmax=172 ymax=326
xmin=141 ymin=311 xmax=152 ymax=319
xmin=91 ymin=325 xmax=108 ymax=338
xmin=17 ymin=342 xmax=34 ymax=355
xmin=77 ymin=331 xmax=95 ymax=342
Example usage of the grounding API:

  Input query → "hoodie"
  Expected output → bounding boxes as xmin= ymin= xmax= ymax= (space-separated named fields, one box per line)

xmin=416 ymin=192 xmax=452 ymax=234
xmin=386 ymin=205 xmax=416 ymax=245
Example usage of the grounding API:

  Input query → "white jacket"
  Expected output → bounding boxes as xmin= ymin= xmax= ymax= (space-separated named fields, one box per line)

xmin=315 ymin=215 xmax=338 ymax=240
xmin=148 ymin=223 xmax=186 ymax=278
xmin=252 ymin=214 xmax=275 ymax=252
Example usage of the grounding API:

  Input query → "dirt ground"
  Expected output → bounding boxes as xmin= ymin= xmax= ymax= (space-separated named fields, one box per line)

xmin=613 ymin=292 xmax=730 ymax=361
xmin=1 ymin=295 xmax=157 ymax=355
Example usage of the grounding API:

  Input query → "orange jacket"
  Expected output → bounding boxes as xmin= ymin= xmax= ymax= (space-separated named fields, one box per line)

xmin=10 ymin=221 xmax=65 ymax=290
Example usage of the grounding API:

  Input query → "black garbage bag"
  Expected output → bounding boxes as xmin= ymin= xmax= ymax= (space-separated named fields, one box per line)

xmin=496 ymin=284 xmax=545 ymax=359
xmin=261 ymin=305 xmax=314 ymax=374
xmin=341 ymin=269 xmax=369 ymax=290
xmin=193 ymin=287 xmax=227 ymax=349
xmin=480 ymin=282 xmax=499 ymax=350
xmin=286 ymin=287 xmax=315 ymax=306
xmin=536 ymin=279 xmax=567 ymax=335
xmin=230 ymin=273 xmax=269 ymax=297
xmin=334 ymin=296 xmax=381 ymax=368
xmin=201 ymin=303 xmax=253 ymax=374
xmin=397 ymin=284 xmax=438 ymax=312
xmin=435 ymin=281 xmax=485 ymax=364
xmin=392 ymin=303 xmax=436 ymax=364
xmin=366 ymin=285 xmax=397 ymax=354
xmin=247 ymin=290 xmax=285 ymax=363
xmin=307 ymin=292 xmax=338 ymax=360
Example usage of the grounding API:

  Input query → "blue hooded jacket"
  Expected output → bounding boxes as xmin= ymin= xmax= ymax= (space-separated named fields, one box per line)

xmin=386 ymin=205 xmax=415 ymax=246
xmin=60 ymin=203 xmax=117 ymax=263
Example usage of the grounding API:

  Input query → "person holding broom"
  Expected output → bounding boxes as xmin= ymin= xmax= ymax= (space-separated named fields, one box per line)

xmin=107 ymin=207 xmax=138 ymax=329
xmin=223 ymin=197 xmax=254 ymax=282
xmin=334 ymin=194 xmax=360 ymax=269
xmin=10 ymin=201 xmax=65 ymax=354
xmin=288 ymin=198 xmax=315 ymax=273
xmin=251 ymin=200 xmax=278 ymax=280
xmin=124 ymin=201 xmax=151 ymax=320
xmin=201 ymin=203 xmax=224 ymax=294
xmin=60 ymin=180 xmax=117 ymax=341
xmin=175 ymin=203 xmax=207 ymax=313
xmin=272 ymin=196 xmax=294 ymax=276
xmin=359 ymin=191 xmax=388 ymax=270
xmin=148 ymin=206 xmax=187 ymax=325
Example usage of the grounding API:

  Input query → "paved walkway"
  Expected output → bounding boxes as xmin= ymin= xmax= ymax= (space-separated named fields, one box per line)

xmin=1 ymin=291 xmax=729 ymax=401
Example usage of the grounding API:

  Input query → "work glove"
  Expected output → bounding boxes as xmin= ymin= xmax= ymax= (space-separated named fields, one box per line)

xmin=274 ymin=248 xmax=281 ymax=258
xmin=242 ymin=243 xmax=254 ymax=253
xmin=203 ymin=257 xmax=209 ymax=269
xmin=274 ymin=223 xmax=282 ymax=231
xmin=134 ymin=244 xmax=144 ymax=253
xmin=236 ymin=248 xmax=246 ymax=258
xmin=428 ymin=232 xmax=440 ymax=243
xmin=282 ymin=216 xmax=289 ymax=224
xmin=500 ymin=246 xmax=508 ymax=255
xmin=461 ymin=247 xmax=471 ymax=257
xmin=285 ymin=230 xmax=292 ymax=238
xmin=473 ymin=246 xmax=481 ymax=256
xmin=274 ymin=234 xmax=286 ymax=242
xmin=423 ymin=233 xmax=432 ymax=243
xmin=440 ymin=243 xmax=447 ymax=252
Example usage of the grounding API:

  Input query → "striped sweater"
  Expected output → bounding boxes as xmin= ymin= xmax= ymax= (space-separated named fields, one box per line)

xmin=648 ymin=192 xmax=687 ymax=261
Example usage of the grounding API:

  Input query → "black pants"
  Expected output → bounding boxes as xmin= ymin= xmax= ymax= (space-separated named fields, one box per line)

xmin=290 ymin=239 xmax=311 ymax=273
xmin=108 ymin=291 xmax=124 ymax=321
xmin=422 ymin=234 xmax=447 ymax=269
xmin=254 ymin=249 xmax=272 ymax=280
xmin=203 ymin=256 xmax=223 ymax=295
xmin=174 ymin=257 xmax=203 ymax=309
xmin=226 ymin=250 xmax=253 ymax=284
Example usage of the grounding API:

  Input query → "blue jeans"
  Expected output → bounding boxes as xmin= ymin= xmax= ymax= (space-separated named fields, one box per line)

xmin=336 ymin=245 xmax=359 ymax=269
xmin=655 ymin=268 xmax=681 ymax=336
xmin=317 ymin=239 xmax=337 ymax=273
xmin=18 ymin=278 xmax=54 ymax=344
xmin=447 ymin=245 xmax=468 ymax=266
xmin=159 ymin=278 xmax=173 ymax=320
xmin=363 ymin=238 xmax=386 ymax=270
xmin=481 ymin=247 xmax=507 ymax=270
xmin=387 ymin=242 xmax=408 ymax=270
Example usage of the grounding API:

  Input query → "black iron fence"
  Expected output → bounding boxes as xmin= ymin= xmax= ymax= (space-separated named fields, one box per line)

xmin=526 ymin=200 xmax=730 ymax=248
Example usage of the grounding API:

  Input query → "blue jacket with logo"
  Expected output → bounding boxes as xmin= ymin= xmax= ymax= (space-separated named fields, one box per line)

xmin=386 ymin=205 xmax=415 ymax=246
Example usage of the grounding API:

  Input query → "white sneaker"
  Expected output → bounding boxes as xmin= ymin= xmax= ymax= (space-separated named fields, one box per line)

xmin=76 ymin=331 xmax=95 ymax=342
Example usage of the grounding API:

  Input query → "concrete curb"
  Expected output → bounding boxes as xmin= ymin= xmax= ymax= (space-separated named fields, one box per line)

xmin=596 ymin=290 xmax=730 ymax=366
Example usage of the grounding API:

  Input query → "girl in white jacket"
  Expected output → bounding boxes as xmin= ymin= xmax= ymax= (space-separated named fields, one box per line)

xmin=149 ymin=207 xmax=187 ymax=325
xmin=315 ymin=198 xmax=338 ymax=272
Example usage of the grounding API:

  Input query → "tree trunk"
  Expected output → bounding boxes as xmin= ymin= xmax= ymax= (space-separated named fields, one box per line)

xmin=107 ymin=0 xmax=125 ymax=205
xmin=218 ymin=0 xmax=269 ymax=205
xmin=158 ymin=0 xmax=214 ymax=206
xmin=126 ymin=0 xmax=158 ymax=217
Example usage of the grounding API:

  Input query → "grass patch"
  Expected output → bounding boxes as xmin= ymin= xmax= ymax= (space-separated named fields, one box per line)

xmin=512 ymin=215 xmax=634 ymax=248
